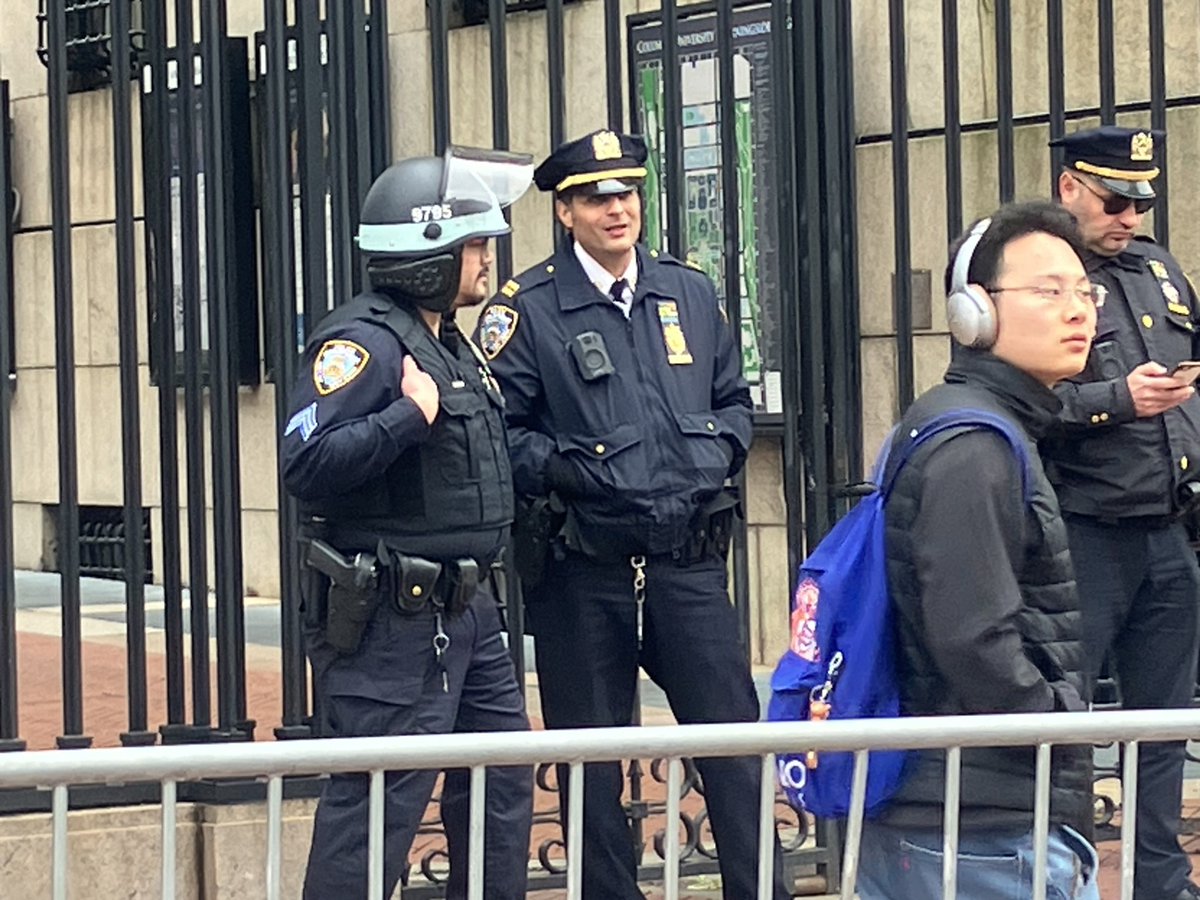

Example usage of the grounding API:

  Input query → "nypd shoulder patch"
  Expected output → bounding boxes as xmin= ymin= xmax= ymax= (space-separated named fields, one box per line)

xmin=284 ymin=401 xmax=319 ymax=442
xmin=480 ymin=304 xmax=519 ymax=360
xmin=313 ymin=339 xmax=370 ymax=395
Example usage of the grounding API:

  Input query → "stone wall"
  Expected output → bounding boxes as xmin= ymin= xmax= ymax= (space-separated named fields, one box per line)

xmin=3 ymin=0 xmax=1199 ymax=663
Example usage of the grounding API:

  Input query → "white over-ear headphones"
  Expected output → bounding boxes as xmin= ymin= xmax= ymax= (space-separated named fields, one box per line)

xmin=946 ymin=217 xmax=997 ymax=349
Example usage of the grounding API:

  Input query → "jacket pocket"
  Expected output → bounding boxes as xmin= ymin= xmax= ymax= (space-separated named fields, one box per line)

xmin=674 ymin=412 xmax=730 ymax=487
xmin=431 ymin=388 xmax=488 ymax=482
xmin=555 ymin=422 xmax=645 ymax=494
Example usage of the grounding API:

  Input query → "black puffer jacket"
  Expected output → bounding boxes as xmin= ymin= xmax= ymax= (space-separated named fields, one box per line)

xmin=880 ymin=350 xmax=1093 ymax=835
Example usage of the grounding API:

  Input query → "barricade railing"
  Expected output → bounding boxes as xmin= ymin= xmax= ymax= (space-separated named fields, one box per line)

xmin=5 ymin=708 xmax=1199 ymax=900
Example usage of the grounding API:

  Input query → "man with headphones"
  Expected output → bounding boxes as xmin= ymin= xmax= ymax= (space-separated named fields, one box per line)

xmin=1043 ymin=126 xmax=1200 ymax=900
xmin=280 ymin=149 xmax=535 ymax=898
xmin=856 ymin=201 xmax=1100 ymax=899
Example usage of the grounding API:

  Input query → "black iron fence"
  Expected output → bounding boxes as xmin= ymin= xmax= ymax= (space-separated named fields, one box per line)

xmin=2 ymin=0 xmax=1199 ymax=891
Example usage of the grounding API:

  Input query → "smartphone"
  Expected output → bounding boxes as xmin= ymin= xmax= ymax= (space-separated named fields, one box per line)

xmin=1171 ymin=361 xmax=1200 ymax=386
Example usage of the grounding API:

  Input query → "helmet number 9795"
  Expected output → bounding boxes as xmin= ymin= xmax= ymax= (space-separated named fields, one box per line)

xmin=411 ymin=204 xmax=454 ymax=223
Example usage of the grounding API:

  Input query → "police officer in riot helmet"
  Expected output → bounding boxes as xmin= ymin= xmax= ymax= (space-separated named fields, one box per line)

xmin=280 ymin=148 xmax=535 ymax=899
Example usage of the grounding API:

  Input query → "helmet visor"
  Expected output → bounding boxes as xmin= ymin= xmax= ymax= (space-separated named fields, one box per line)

xmin=443 ymin=147 xmax=535 ymax=210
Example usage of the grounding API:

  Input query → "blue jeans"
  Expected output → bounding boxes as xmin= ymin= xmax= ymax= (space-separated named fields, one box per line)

xmin=856 ymin=822 xmax=1100 ymax=899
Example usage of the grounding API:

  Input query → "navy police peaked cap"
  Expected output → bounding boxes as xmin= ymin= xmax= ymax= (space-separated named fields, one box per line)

xmin=533 ymin=129 xmax=648 ymax=196
xmin=1049 ymin=125 xmax=1164 ymax=200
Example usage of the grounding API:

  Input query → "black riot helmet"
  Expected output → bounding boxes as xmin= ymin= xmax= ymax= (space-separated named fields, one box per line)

xmin=356 ymin=147 xmax=534 ymax=312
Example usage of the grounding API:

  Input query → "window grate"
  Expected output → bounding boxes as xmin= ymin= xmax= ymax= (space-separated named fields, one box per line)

xmin=46 ymin=505 xmax=153 ymax=583
xmin=36 ymin=0 xmax=145 ymax=93
xmin=445 ymin=0 xmax=583 ymax=29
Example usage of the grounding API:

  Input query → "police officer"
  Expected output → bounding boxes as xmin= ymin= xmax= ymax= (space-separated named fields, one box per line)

xmin=1043 ymin=126 xmax=1200 ymax=900
xmin=476 ymin=130 xmax=787 ymax=900
xmin=281 ymin=148 xmax=535 ymax=899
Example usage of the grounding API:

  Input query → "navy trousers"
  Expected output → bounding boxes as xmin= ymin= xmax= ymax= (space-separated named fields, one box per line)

xmin=1065 ymin=516 xmax=1200 ymax=899
xmin=527 ymin=550 xmax=789 ymax=900
xmin=302 ymin=587 xmax=532 ymax=899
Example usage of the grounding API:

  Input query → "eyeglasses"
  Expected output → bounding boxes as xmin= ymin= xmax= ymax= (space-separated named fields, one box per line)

xmin=1070 ymin=173 xmax=1155 ymax=215
xmin=987 ymin=284 xmax=1105 ymax=306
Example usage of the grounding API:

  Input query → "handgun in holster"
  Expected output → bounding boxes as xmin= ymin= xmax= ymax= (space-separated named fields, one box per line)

xmin=512 ymin=493 xmax=566 ymax=588
xmin=303 ymin=538 xmax=381 ymax=655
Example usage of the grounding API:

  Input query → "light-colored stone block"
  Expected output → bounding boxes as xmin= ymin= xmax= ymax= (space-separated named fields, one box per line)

xmin=0 ymin=802 xmax=202 ymax=900
xmin=744 ymin=436 xmax=784 ymax=526
xmin=850 ymin=0 xmax=891 ymax=138
xmin=200 ymin=798 xmax=316 ymax=900
xmin=11 ymin=500 xmax=46 ymax=570
xmin=0 ymin=0 xmax=45 ymax=101
xmin=1164 ymin=105 xmax=1200 ymax=277
xmin=10 ymin=365 xmax=59 ymax=503
xmin=11 ymin=229 xmax=56 ymax=370
xmin=390 ymin=31 xmax=434 ymax=161
xmin=752 ymin=523 xmax=789 ymax=665
xmin=389 ymin=0 xmax=429 ymax=35
xmin=9 ymin=90 xmax=145 ymax=231
xmin=236 ymin=384 xmax=280 ymax=513
xmin=744 ymin=522 xmax=760 ymax=653
xmin=76 ymin=365 xmax=128 ymax=506
xmin=855 ymin=142 xmax=893 ymax=337
xmin=913 ymin=332 xmax=952 ymax=398
xmin=860 ymin=336 xmax=898 ymax=470
xmin=1165 ymin=2 xmax=1200 ymax=98
xmin=241 ymin=507 xmax=281 ymax=599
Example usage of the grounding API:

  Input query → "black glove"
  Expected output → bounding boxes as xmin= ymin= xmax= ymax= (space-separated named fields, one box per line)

xmin=544 ymin=452 xmax=590 ymax=497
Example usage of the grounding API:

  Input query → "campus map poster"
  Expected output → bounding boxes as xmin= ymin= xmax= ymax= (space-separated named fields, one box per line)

xmin=630 ymin=4 xmax=783 ymax=415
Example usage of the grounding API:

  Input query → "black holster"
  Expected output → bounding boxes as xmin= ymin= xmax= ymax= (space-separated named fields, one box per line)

xmin=676 ymin=489 xmax=742 ymax=566
xmin=512 ymin=494 xmax=565 ymax=588
xmin=302 ymin=538 xmax=382 ymax=655
xmin=325 ymin=580 xmax=382 ymax=655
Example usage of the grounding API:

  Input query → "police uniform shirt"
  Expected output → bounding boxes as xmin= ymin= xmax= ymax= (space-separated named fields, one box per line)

xmin=476 ymin=242 xmax=752 ymax=556
xmin=574 ymin=241 xmax=638 ymax=317
xmin=1044 ymin=238 xmax=1200 ymax=517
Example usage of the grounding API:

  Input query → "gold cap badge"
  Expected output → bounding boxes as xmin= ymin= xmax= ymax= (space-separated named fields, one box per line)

xmin=1131 ymin=132 xmax=1154 ymax=162
xmin=592 ymin=131 xmax=622 ymax=161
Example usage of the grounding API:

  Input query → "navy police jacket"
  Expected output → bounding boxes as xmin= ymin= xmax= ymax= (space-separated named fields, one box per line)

xmin=476 ymin=242 xmax=753 ymax=557
xmin=281 ymin=292 xmax=513 ymax=564
xmin=1042 ymin=236 xmax=1200 ymax=517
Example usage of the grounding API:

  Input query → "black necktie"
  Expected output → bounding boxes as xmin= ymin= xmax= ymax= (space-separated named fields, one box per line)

xmin=609 ymin=279 xmax=627 ymax=304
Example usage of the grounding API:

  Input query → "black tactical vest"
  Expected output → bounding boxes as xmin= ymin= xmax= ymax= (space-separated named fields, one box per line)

xmin=300 ymin=293 xmax=513 ymax=562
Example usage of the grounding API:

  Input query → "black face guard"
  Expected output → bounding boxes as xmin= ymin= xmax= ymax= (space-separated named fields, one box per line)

xmin=366 ymin=248 xmax=462 ymax=313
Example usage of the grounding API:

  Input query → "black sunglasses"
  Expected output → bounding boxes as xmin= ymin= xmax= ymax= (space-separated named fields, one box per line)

xmin=1071 ymin=173 xmax=1156 ymax=215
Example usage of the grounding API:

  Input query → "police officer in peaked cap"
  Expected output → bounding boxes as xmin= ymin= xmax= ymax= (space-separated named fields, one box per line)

xmin=1043 ymin=125 xmax=1200 ymax=900
xmin=475 ymin=129 xmax=789 ymax=899
xmin=281 ymin=147 xmax=535 ymax=898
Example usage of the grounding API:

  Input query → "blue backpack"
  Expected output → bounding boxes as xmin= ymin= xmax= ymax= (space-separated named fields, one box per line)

xmin=767 ymin=408 xmax=1035 ymax=819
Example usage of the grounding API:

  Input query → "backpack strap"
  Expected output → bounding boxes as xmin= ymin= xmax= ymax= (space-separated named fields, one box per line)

xmin=879 ymin=409 xmax=1035 ymax=504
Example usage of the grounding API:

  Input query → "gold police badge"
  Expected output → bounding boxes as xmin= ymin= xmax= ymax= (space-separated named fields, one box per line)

xmin=657 ymin=300 xmax=693 ymax=365
xmin=312 ymin=340 xmax=370 ymax=395
xmin=1130 ymin=131 xmax=1154 ymax=162
xmin=592 ymin=130 xmax=622 ymax=161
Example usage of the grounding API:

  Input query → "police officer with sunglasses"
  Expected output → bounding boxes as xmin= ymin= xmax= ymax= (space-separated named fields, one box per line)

xmin=1043 ymin=125 xmax=1200 ymax=900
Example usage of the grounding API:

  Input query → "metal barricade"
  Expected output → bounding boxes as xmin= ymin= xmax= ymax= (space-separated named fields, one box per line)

xmin=3 ymin=708 xmax=1198 ymax=900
